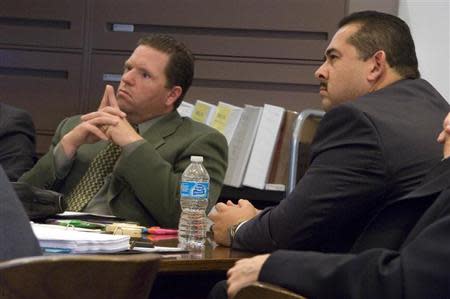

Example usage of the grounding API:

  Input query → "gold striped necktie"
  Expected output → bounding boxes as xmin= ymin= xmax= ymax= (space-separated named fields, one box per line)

xmin=66 ymin=142 xmax=122 ymax=211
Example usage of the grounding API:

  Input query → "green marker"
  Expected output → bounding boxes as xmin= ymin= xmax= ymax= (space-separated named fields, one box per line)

xmin=51 ymin=219 xmax=105 ymax=230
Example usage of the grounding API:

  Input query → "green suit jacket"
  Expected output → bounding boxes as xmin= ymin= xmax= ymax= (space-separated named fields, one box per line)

xmin=20 ymin=111 xmax=228 ymax=227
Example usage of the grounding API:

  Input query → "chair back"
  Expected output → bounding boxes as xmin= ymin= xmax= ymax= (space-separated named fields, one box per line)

xmin=0 ymin=253 xmax=160 ymax=299
xmin=287 ymin=109 xmax=325 ymax=195
xmin=234 ymin=282 xmax=306 ymax=299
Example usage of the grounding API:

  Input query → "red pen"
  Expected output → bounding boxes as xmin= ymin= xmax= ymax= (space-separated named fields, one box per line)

xmin=147 ymin=226 xmax=178 ymax=235
xmin=147 ymin=234 xmax=178 ymax=241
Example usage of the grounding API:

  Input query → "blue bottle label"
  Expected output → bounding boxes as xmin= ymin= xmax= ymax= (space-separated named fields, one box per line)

xmin=180 ymin=181 xmax=209 ymax=199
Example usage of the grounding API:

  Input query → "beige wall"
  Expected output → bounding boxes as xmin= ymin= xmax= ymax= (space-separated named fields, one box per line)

xmin=347 ymin=0 xmax=399 ymax=14
xmin=399 ymin=0 xmax=450 ymax=102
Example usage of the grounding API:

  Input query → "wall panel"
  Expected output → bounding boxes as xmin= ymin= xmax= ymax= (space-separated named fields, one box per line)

xmin=1 ymin=0 xmax=347 ymax=157
xmin=0 ymin=0 xmax=86 ymax=49
xmin=0 ymin=49 xmax=83 ymax=155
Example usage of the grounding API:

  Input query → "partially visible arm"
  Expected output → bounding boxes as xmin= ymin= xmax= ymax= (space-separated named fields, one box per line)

xmin=233 ymin=105 xmax=387 ymax=253
xmin=0 ymin=109 xmax=36 ymax=181
xmin=227 ymin=254 xmax=270 ymax=298
xmin=437 ymin=112 xmax=450 ymax=158
xmin=209 ymin=199 xmax=259 ymax=246
xmin=19 ymin=117 xmax=74 ymax=189
xmin=0 ymin=166 xmax=42 ymax=259
xmin=259 ymin=189 xmax=450 ymax=299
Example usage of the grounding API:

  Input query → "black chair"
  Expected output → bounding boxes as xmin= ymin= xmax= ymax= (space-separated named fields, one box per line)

xmin=287 ymin=109 xmax=325 ymax=195
xmin=235 ymin=282 xmax=306 ymax=299
xmin=0 ymin=253 xmax=160 ymax=299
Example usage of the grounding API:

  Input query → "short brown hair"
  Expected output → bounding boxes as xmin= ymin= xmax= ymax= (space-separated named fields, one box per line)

xmin=138 ymin=35 xmax=194 ymax=109
xmin=339 ymin=11 xmax=420 ymax=79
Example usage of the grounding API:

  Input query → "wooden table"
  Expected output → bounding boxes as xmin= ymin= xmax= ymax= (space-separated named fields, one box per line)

xmin=39 ymin=225 xmax=253 ymax=298
xmin=149 ymin=235 xmax=254 ymax=299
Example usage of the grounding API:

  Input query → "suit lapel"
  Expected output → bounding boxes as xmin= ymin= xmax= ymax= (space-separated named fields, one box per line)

xmin=141 ymin=111 xmax=182 ymax=150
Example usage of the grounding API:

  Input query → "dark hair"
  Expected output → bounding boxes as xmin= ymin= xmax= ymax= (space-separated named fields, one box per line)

xmin=138 ymin=35 xmax=194 ymax=109
xmin=339 ymin=10 xmax=420 ymax=79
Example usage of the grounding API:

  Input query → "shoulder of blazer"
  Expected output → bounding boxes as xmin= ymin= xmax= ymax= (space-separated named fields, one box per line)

xmin=396 ymin=158 xmax=450 ymax=201
xmin=150 ymin=111 xmax=183 ymax=138
xmin=0 ymin=103 xmax=34 ymax=134
xmin=151 ymin=111 xmax=220 ymax=139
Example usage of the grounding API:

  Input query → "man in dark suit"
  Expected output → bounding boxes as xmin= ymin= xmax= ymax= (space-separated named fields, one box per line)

xmin=0 ymin=103 xmax=36 ymax=181
xmin=20 ymin=35 xmax=228 ymax=227
xmin=0 ymin=165 xmax=41 ymax=260
xmin=210 ymin=11 xmax=449 ymax=253
xmin=211 ymin=113 xmax=450 ymax=299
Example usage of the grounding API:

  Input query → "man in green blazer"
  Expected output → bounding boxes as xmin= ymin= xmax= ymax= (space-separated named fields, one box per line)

xmin=20 ymin=35 xmax=228 ymax=227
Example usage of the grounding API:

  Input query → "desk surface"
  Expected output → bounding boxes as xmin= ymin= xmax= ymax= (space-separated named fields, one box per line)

xmin=151 ymin=236 xmax=254 ymax=273
xmin=149 ymin=235 xmax=254 ymax=298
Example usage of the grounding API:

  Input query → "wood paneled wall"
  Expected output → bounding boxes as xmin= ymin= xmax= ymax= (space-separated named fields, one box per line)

xmin=0 ymin=0 xmax=347 ymax=155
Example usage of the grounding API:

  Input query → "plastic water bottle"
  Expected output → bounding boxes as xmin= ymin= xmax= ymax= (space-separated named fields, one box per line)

xmin=178 ymin=155 xmax=210 ymax=249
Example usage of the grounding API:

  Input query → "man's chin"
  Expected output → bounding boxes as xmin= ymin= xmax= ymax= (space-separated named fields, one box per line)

xmin=321 ymin=98 xmax=333 ymax=112
xmin=117 ymin=100 xmax=130 ymax=113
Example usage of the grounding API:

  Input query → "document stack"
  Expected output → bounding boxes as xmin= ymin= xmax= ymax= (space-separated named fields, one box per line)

xmin=224 ymin=105 xmax=263 ymax=187
xmin=242 ymin=104 xmax=285 ymax=189
xmin=32 ymin=223 xmax=130 ymax=254
xmin=191 ymin=100 xmax=216 ymax=125
xmin=180 ymin=98 xmax=318 ymax=191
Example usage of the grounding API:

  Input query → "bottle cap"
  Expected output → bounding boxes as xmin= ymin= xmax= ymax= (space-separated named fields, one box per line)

xmin=191 ymin=156 xmax=203 ymax=162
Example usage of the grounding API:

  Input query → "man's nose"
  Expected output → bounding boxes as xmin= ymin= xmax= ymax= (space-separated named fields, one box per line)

xmin=314 ymin=63 xmax=327 ymax=81
xmin=121 ymin=70 xmax=134 ymax=85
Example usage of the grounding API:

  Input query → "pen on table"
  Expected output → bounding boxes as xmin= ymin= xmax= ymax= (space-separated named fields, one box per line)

xmin=47 ymin=219 xmax=106 ymax=230
xmin=145 ymin=234 xmax=178 ymax=242
xmin=104 ymin=223 xmax=177 ymax=236
xmin=145 ymin=226 xmax=178 ymax=235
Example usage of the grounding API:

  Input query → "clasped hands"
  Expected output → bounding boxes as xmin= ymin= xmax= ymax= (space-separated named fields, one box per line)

xmin=437 ymin=112 xmax=450 ymax=159
xmin=208 ymin=199 xmax=259 ymax=246
xmin=60 ymin=85 xmax=142 ymax=158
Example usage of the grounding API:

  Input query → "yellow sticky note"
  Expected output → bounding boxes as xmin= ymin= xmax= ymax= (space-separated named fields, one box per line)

xmin=192 ymin=102 xmax=212 ymax=123
xmin=211 ymin=105 xmax=232 ymax=133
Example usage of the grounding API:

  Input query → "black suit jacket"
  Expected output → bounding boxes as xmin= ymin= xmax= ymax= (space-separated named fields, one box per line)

xmin=234 ymin=79 xmax=449 ymax=253
xmin=0 ymin=103 xmax=36 ymax=181
xmin=260 ymin=158 xmax=450 ymax=299
xmin=0 ymin=166 xmax=41 ymax=260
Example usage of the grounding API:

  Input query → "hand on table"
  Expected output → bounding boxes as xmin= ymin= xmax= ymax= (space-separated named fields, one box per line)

xmin=208 ymin=199 xmax=259 ymax=247
xmin=227 ymin=254 xmax=270 ymax=298
xmin=437 ymin=112 xmax=450 ymax=159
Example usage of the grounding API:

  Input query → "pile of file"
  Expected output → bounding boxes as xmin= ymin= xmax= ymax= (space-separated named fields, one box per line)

xmin=178 ymin=100 xmax=299 ymax=191
xmin=32 ymin=223 xmax=130 ymax=253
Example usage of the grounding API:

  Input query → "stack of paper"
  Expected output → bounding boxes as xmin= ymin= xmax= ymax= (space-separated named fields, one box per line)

xmin=210 ymin=101 xmax=243 ymax=144
xmin=191 ymin=100 xmax=217 ymax=125
xmin=243 ymin=104 xmax=285 ymax=189
xmin=31 ymin=223 xmax=130 ymax=253
xmin=224 ymin=105 xmax=263 ymax=187
xmin=177 ymin=101 xmax=195 ymax=117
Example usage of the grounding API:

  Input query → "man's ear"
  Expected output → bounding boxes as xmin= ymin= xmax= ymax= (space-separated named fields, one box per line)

xmin=367 ymin=50 xmax=387 ymax=82
xmin=165 ymin=86 xmax=182 ymax=107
